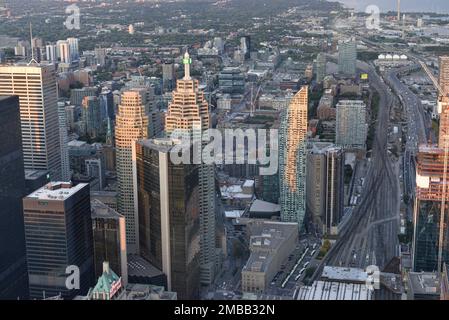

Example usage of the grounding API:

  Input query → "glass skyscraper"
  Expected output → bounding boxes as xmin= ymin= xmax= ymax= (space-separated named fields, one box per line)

xmin=279 ymin=86 xmax=308 ymax=229
xmin=23 ymin=182 xmax=94 ymax=299
xmin=134 ymin=138 xmax=200 ymax=299
xmin=0 ymin=95 xmax=28 ymax=299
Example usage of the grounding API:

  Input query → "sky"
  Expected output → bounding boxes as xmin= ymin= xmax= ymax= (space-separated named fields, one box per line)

xmin=337 ymin=0 xmax=449 ymax=14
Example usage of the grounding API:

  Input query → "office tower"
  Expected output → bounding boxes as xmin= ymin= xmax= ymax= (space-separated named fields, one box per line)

xmin=279 ymin=86 xmax=308 ymax=229
xmin=0 ymin=49 xmax=5 ymax=63
xmin=45 ymin=43 xmax=57 ymax=62
xmin=0 ymin=96 xmax=28 ymax=299
xmin=413 ymin=146 xmax=449 ymax=272
xmin=162 ymin=62 xmax=175 ymax=92
xmin=129 ymin=24 xmax=135 ymax=35
xmin=165 ymin=51 xmax=216 ymax=285
xmin=336 ymin=100 xmax=367 ymax=150
xmin=23 ymin=182 xmax=95 ymax=299
xmin=70 ymin=87 xmax=99 ymax=106
xmin=134 ymin=138 xmax=200 ymax=299
xmin=66 ymin=37 xmax=79 ymax=61
xmin=115 ymin=91 xmax=149 ymax=254
xmin=0 ymin=64 xmax=62 ymax=180
xmin=338 ymin=39 xmax=357 ymax=76
xmin=95 ymin=47 xmax=107 ymax=67
xmin=218 ymin=67 xmax=245 ymax=94
xmin=100 ymin=88 xmax=114 ymax=121
xmin=58 ymin=102 xmax=71 ymax=181
xmin=91 ymin=200 xmax=128 ymax=285
xmin=82 ymin=96 xmax=102 ymax=138
xmin=315 ymin=53 xmax=327 ymax=83
xmin=86 ymin=158 xmax=105 ymax=191
xmin=58 ymin=40 xmax=71 ymax=64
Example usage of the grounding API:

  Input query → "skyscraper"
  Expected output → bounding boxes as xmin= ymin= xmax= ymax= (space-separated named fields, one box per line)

xmin=0 ymin=64 xmax=62 ymax=180
xmin=81 ymin=96 xmax=102 ymax=138
xmin=115 ymin=91 xmax=149 ymax=254
xmin=91 ymin=199 xmax=128 ymax=285
xmin=23 ymin=182 xmax=95 ymax=299
xmin=315 ymin=53 xmax=327 ymax=83
xmin=134 ymin=138 xmax=200 ymax=299
xmin=58 ymin=40 xmax=71 ymax=64
xmin=279 ymin=86 xmax=308 ymax=229
xmin=438 ymin=56 xmax=449 ymax=96
xmin=413 ymin=146 xmax=449 ymax=272
xmin=336 ymin=100 xmax=367 ymax=150
xmin=165 ymin=51 xmax=217 ymax=285
xmin=338 ymin=39 xmax=357 ymax=76
xmin=58 ymin=102 xmax=71 ymax=181
xmin=0 ymin=96 xmax=28 ymax=299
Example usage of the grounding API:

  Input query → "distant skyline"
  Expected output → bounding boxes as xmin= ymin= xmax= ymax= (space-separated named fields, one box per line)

xmin=337 ymin=0 xmax=449 ymax=14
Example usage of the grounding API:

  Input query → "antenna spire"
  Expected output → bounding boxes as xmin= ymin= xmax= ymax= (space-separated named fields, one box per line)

xmin=183 ymin=49 xmax=192 ymax=80
xmin=28 ymin=22 xmax=37 ymax=65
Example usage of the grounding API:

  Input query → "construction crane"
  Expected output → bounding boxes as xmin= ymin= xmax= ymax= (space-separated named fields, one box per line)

xmin=249 ymin=83 xmax=262 ymax=117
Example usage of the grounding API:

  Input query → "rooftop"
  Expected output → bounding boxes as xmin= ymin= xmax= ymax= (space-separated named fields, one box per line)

xmin=27 ymin=182 xmax=87 ymax=201
xmin=296 ymin=281 xmax=372 ymax=300
xmin=91 ymin=199 xmax=123 ymax=220
xmin=321 ymin=266 xmax=368 ymax=283
xmin=249 ymin=199 xmax=281 ymax=213
xmin=408 ymin=272 xmax=440 ymax=296
xmin=127 ymin=254 xmax=164 ymax=278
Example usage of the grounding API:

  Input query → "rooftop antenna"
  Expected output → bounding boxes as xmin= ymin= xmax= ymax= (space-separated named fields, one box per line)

xmin=28 ymin=21 xmax=37 ymax=65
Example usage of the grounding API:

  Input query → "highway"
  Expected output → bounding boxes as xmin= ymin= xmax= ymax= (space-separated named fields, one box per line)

xmin=312 ymin=61 xmax=400 ymax=276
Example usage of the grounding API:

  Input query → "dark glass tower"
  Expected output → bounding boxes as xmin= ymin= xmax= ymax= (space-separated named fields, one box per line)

xmin=0 ymin=95 xmax=28 ymax=299
xmin=23 ymin=182 xmax=95 ymax=299
xmin=134 ymin=138 xmax=200 ymax=299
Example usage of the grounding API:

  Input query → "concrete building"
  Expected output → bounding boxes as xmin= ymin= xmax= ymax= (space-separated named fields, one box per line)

xmin=115 ymin=91 xmax=149 ymax=254
xmin=439 ymin=56 xmax=449 ymax=97
xmin=133 ymin=138 xmax=201 ymax=299
xmin=336 ymin=100 xmax=367 ymax=150
xmin=91 ymin=200 xmax=128 ymax=285
xmin=0 ymin=96 xmax=28 ymax=299
xmin=338 ymin=40 xmax=357 ymax=77
xmin=0 ymin=64 xmax=62 ymax=180
xmin=57 ymin=102 xmax=71 ymax=181
xmin=23 ymin=182 xmax=95 ymax=299
xmin=241 ymin=220 xmax=298 ymax=293
xmin=279 ymin=86 xmax=308 ymax=229
xmin=165 ymin=51 xmax=217 ymax=285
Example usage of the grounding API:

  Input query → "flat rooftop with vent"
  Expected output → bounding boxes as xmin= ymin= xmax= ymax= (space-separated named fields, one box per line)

xmin=241 ymin=220 xmax=298 ymax=294
xmin=26 ymin=181 xmax=87 ymax=201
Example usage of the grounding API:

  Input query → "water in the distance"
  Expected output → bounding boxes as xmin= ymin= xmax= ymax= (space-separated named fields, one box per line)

xmin=337 ymin=0 xmax=449 ymax=14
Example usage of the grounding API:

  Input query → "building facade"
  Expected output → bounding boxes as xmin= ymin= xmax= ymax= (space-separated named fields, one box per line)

xmin=0 ymin=64 xmax=62 ymax=180
xmin=134 ymin=138 xmax=201 ymax=299
xmin=23 ymin=182 xmax=94 ymax=299
xmin=279 ymin=86 xmax=308 ymax=229
xmin=0 ymin=96 xmax=28 ymax=299
xmin=165 ymin=51 xmax=217 ymax=285
xmin=115 ymin=91 xmax=149 ymax=254
xmin=336 ymin=100 xmax=367 ymax=150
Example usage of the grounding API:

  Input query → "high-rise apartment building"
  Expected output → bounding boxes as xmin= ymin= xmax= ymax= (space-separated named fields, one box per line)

xmin=439 ymin=56 xmax=449 ymax=97
xmin=91 ymin=199 xmax=128 ymax=285
xmin=0 ymin=96 xmax=28 ymax=299
xmin=338 ymin=39 xmax=357 ymax=76
xmin=66 ymin=37 xmax=79 ymax=61
xmin=336 ymin=100 xmax=367 ymax=150
xmin=165 ymin=51 xmax=217 ymax=285
xmin=58 ymin=40 xmax=71 ymax=64
xmin=115 ymin=91 xmax=149 ymax=254
xmin=23 ymin=182 xmax=95 ymax=299
xmin=0 ymin=64 xmax=62 ymax=180
xmin=315 ymin=53 xmax=327 ymax=83
xmin=57 ymin=102 xmax=71 ymax=181
xmin=45 ymin=43 xmax=57 ymax=62
xmin=279 ymin=86 xmax=308 ymax=229
xmin=134 ymin=138 xmax=200 ymax=299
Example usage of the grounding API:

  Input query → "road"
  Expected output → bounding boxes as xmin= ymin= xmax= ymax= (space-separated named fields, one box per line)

xmin=312 ymin=61 xmax=400 ymax=275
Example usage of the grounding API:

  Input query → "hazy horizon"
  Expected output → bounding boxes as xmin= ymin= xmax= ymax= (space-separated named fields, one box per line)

xmin=337 ymin=0 xmax=449 ymax=14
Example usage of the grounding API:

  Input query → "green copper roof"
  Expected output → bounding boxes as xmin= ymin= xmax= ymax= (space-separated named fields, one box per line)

xmin=91 ymin=267 xmax=120 ymax=295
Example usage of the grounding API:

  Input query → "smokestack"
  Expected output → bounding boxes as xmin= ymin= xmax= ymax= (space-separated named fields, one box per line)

xmin=397 ymin=0 xmax=401 ymax=22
